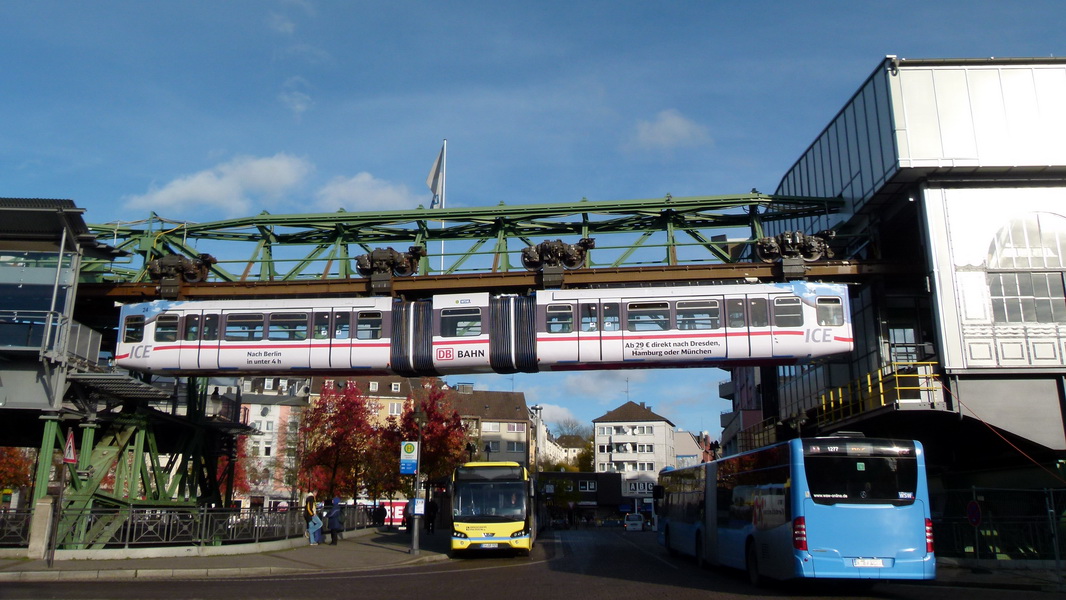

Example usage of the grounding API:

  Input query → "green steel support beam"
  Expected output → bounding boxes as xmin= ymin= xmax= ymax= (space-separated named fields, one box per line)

xmin=85 ymin=193 xmax=844 ymax=284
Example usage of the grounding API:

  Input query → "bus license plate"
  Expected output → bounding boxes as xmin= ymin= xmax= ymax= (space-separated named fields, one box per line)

xmin=481 ymin=543 xmax=498 ymax=549
xmin=853 ymin=558 xmax=883 ymax=568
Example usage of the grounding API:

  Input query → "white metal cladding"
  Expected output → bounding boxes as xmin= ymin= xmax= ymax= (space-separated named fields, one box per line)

xmin=773 ymin=57 xmax=1066 ymax=237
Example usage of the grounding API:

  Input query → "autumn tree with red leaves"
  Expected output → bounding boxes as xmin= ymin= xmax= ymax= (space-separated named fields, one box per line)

xmin=299 ymin=381 xmax=374 ymax=498
xmin=399 ymin=379 xmax=469 ymax=495
xmin=0 ymin=447 xmax=34 ymax=491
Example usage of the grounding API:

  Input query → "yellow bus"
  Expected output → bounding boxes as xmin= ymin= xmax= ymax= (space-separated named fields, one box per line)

xmin=450 ymin=461 xmax=535 ymax=556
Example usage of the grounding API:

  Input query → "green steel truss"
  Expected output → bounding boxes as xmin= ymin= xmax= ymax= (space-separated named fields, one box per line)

xmin=81 ymin=193 xmax=841 ymax=283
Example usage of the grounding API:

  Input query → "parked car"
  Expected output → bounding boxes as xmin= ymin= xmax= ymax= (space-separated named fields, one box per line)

xmin=623 ymin=513 xmax=644 ymax=532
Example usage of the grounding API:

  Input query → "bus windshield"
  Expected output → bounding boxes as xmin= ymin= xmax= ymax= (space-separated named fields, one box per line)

xmin=453 ymin=481 xmax=527 ymax=521
xmin=802 ymin=439 xmax=918 ymax=506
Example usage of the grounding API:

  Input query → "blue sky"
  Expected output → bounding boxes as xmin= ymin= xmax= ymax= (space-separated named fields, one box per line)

xmin=3 ymin=1 xmax=1063 ymax=437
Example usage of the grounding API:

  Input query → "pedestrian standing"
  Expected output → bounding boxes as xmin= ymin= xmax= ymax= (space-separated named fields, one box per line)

xmin=328 ymin=496 xmax=343 ymax=545
xmin=304 ymin=493 xmax=322 ymax=546
xmin=425 ymin=498 xmax=438 ymax=534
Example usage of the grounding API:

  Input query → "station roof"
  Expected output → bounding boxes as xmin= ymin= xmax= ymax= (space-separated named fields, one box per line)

xmin=0 ymin=198 xmax=124 ymax=259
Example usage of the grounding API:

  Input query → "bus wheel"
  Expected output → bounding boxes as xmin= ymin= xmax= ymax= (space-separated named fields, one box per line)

xmin=664 ymin=528 xmax=678 ymax=558
xmin=745 ymin=543 xmax=762 ymax=588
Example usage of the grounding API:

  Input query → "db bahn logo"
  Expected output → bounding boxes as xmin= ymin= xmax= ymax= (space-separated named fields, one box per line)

xmin=437 ymin=348 xmax=454 ymax=360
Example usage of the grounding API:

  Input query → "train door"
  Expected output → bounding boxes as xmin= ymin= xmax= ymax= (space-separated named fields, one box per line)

xmin=601 ymin=302 xmax=622 ymax=362
xmin=576 ymin=300 xmax=602 ymax=362
xmin=178 ymin=312 xmax=201 ymax=370
xmin=310 ymin=310 xmax=334 ymax=368
xmin=746 ymin=296 xmax=772 ymax=359
xmin=178 ymin=311 xmax=221 ymax=370
xmin=723 ymin=297 xmax=748 ymax=359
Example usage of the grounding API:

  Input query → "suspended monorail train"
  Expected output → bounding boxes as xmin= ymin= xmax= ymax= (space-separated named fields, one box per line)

xmin=114 ymin=281 xmax=853 ymax=377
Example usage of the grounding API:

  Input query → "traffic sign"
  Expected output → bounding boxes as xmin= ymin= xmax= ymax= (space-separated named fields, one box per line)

xmin=63 ymin=430 xmax=77 ymax=465
xmin=966 ymin=500 xmax=982 ymax=527
xmin=399 ymin=441 xmax=418 ymax=475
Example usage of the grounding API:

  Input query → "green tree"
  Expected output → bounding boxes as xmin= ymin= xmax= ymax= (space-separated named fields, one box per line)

xmin=575 ymin=439 xmax=594 ymax=472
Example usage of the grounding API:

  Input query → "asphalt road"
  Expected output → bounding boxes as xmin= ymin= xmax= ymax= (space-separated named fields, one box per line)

xmin=1 ymin=528 xmax=1050 ymax=600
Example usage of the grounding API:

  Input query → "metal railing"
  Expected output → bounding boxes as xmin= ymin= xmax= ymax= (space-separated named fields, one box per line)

xmin=932 ymin=487 xmax=1066 ymax=565
xmin=0 ymin=509 xmax=32 ymax=547
xmin=816 ymin=361 xmax=942 ymax=426
xmin=46 ymin=504 xmax=375 ymax=550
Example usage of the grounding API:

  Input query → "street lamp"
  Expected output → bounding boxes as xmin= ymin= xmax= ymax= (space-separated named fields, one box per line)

xmin=485 ymin=442 xmax=492 ymax=462
xmin=529 ymin=405 xmax=543 ymax=474
xmin=410 ymin=408 xmax=427 ymax=555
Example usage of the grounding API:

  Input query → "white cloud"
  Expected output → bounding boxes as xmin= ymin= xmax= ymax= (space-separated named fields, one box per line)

xmin=560 ymin=371 xmax=648 ymax=402
xmin=267 ymin=12 xmax=296 ymax=35
xmin=123 ymin=153 xmax=313 ymax=218
xmin=279 ymin=77 xmax=313 ymax=119
xmin=627 ymin=109 xmax=711 ymax=152
xmin=314 ymin=172 xmax=422 ymax=212
xmin=538 ymin=403 xmax=576 ymax=426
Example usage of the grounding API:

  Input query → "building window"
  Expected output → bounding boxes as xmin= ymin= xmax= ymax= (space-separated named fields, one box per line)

xmin=598 ymin=444 xmax=609 ymax=453
xmin=507 ymin=441 xmax=525 ymax=452
xmin=389 ymin=402 xmax=402 ymax=416
xmin=637 ymin=444 xmax=653 ymax=453
xmin=264 ymin=444 xmax=272 ymax=457
xmin=613 ymin=426 xmax=628 ymax=435
xmin=369 ymin=381 xmax=379 ymax=392
xmin=482 ymin=422 xmax=500 ymax=432
xmin=507 ymin=422 xmax=526 ymax=433
xmin=638 ymin=462 xmax=654 ymax=471
xmin=988 ymin=272 xmax=1066 ymax=323
xmin=485 ymin=441 xmax=500 ymax=452
xmin=391 ymin=382 xmax=402 ymax=392
xmin=578 ymin=480 xmax=597 ymax=491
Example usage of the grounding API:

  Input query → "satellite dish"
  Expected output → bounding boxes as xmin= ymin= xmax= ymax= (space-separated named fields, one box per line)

xmin=261 ymin=406 xmax=269 ymax=417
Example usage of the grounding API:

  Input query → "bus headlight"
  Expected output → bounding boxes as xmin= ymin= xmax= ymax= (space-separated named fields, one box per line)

xmin=510 ymin=529 xmax=528 ymax=538
xmin=453 ymin=531 xmax=467 ymax=539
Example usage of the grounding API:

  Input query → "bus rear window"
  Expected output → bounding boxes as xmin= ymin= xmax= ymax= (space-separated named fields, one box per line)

xmin=803 ymin=441 xmax=918 ymax=506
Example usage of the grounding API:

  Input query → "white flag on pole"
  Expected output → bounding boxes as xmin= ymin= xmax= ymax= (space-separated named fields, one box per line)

xmin=426 ymin=141 xmax=446 ymax=209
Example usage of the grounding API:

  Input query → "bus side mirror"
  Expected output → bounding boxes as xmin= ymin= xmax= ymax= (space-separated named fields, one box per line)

xmin=652 ymin=485 xmax=664 ymax=500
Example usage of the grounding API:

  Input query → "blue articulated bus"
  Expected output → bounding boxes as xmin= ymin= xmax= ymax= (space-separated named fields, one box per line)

xmin=656 ymin=436 xmax=935 ymax=586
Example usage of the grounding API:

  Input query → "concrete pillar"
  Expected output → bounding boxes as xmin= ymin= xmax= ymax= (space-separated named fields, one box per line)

xmin=27 ymin=496 xmax=54 ymax=559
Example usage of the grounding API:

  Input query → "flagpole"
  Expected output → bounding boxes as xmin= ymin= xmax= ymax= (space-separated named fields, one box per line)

xmin=440 ymin=139 xmax=446 ymax=273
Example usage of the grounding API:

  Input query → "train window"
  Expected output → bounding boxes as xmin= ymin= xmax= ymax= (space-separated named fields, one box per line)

xmin=155 ymin=314 xmax=179 ymax=342
xmin=356 ymin=311 xmax=383 ymax=339
xmin=183 ymin=315 xmax=200 ymax=341
xmin=726 ymin=299 xmax=746 ymax=328
xmin=123 ymin=315 xmax=144 ymax=343
xmin=313 ymin=313 xmax=330 ymax=340
xmin=749 ymin=298 xmax=769 ymax=327
xmin=268 ymin=313 xmax=308 ymax=341
xmin=773 ymin=297 xmax=804 ymax=327
xmin=676 ymin=300 xmax=720 ymax=330
xmin=579 ymin=304 xmax=598 ymax=332
xmin=627 ymin=302 xmax=670 ymax=332
xmin=547 ymin=305 xmax=574 ymax=333
xmin=441 ymin=307 xmax=482 ymax=337
xmin=603 ymin=303 xmax=620 ymax=331
xmin=334 ymin=312 xmax=350 ymax=339
xmin=203 ymin=314 xmax=219 ymax=341
xmin=224 ymin=314 xmax=265 ymax=341
xmin=816 ymin=297 xmax=845 ymax=326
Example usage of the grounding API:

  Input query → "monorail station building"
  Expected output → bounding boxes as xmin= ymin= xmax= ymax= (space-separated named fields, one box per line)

xmin=722 ymin=57 xmax=1066 ymax=491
